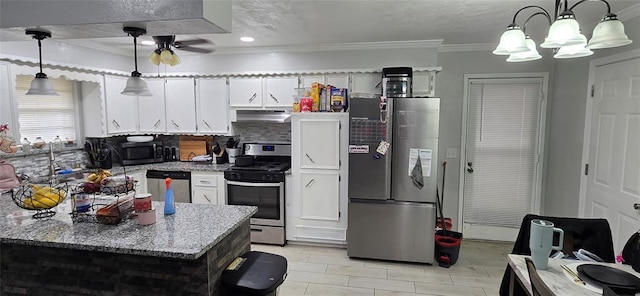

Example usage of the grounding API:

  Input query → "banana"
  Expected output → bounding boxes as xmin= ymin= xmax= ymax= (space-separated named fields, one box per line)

xmin=88 ymin=173 xmax=98 ymax=182
xmin=102 ymin=170 xmax=112 ymax=177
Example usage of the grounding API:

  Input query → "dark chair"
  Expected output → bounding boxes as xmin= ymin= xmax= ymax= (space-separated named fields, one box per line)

xmin=524 ymin=257 xmax=555 ymax=296
xmin=499 ymin=214 xmax=615 ymax=296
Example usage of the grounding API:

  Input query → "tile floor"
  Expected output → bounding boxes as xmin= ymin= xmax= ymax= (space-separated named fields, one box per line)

xmin=251 ymin=239 xmax=513 ymax=296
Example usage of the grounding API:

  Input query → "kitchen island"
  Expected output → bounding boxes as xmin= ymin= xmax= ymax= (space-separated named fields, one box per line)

xmin=0 ymin=193 xmax=256 ymax=295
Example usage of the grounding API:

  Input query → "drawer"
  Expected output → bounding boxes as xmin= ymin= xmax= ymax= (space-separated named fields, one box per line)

xmin=191 ymin=174 xmax=218 ymax=187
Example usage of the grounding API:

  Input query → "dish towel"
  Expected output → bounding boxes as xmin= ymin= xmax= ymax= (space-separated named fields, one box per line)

xmin=411 ymin=155 xmax=424 ymax=189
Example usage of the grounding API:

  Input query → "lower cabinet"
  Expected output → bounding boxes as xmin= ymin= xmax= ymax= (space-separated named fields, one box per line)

xmin=191 ymin=172 xmax=225 ymax=205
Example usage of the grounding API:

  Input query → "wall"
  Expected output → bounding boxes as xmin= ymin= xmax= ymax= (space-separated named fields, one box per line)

xmin=544 ymin=15 xmax=640 ymax=217
xmin=434 ymin=50 xmax=554 ymax=230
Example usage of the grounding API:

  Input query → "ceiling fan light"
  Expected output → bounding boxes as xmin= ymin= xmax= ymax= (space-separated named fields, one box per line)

xmin=493 ymin=25 xmax=529 ymax=55
xmin=26 ymin=73 xmax=59 ymax=95
xmin=160 ymin=49 xmax=173 ymax=64
xmin=149 ymin=50 xmax=161 ymax=65
xmin=122 ymin=74 xmax=152 ymax=96
xmin=587 ymin=18 xmax=633 ymax=49
xmin=541 ymin=16 xmax=583 ymax=48
xmin=507 ymin=37 xmax=542 ymax=62
xmin=169 ymin=52 xmax=180 ymax=66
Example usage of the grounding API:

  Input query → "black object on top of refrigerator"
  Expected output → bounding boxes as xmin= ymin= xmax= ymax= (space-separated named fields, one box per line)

xmin=347 ymin=96 xmax=440 ymax=264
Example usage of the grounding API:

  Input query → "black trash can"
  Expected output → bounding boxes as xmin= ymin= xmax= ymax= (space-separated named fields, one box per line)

xmin=221 ymin=251 xmax=288 ymax=296
xmin=435 ymin=230 xmax=463 ymax=268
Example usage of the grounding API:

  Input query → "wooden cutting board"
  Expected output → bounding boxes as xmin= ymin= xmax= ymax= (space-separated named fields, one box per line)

xmin=179 ymin=141 xmax=207 ymax=161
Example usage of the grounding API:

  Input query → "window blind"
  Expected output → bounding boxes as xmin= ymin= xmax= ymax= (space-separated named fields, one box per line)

xmin=16 ymin=75 xmax=78 ymax=144
xmin=463 ymin=79 xmax=542 ymax=228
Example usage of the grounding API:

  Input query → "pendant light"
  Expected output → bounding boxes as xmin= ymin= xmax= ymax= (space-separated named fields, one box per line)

xmin=121 ymin=27 xmax=152 ymax=96
xmin=25 ymin=30 xmax=58 ymax=96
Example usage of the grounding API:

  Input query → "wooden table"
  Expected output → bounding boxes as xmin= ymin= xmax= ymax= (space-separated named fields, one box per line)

xmin=507 ymin=254 xmax=640 ymax=296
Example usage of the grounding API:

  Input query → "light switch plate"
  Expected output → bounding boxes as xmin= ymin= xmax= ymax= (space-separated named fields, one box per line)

xmin=446 ymin=148 xmax=458 ymax=159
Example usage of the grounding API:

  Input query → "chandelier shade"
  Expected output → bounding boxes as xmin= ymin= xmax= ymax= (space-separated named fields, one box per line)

xmin=587 ymin=17 xmax=633 ymax=49
xmin=507 ymin=37 xmax=542 ymax=62
xmin=121 ymin=27 xmax=152 ymax=97
xmin=493 ymin=25 xmax=530 ymax=55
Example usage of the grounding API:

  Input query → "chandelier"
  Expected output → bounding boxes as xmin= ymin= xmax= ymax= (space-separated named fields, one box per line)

xmin=493 ymin=0 xmax=633 ymax=62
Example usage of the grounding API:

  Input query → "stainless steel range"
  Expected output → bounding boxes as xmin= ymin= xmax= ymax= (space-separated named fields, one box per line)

xmin=224 ymin=143 xmax=291 ymax=246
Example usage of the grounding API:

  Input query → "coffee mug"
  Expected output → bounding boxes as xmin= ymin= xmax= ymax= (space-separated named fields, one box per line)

xmin=529 ymin=219 xmax=564 ymax=269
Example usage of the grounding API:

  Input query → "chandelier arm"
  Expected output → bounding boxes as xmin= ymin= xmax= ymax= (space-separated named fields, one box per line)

xmin=522 ymin=12 xmax=553 ymax=34
xmin=570 ymin=0 xmax=611 ymax=14
xmin=512 ymin=5 xmax=552 ymax=24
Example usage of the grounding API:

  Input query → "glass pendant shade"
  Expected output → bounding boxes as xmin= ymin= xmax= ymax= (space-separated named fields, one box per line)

xmin=541 ymin=17 xmax=584 ymax=48
xmin=169 ymin=52 xmax=181 ymax=66
xmin=149 ymin=50 xmax=161 ymax=65
xmin=26 ymin=74 xmax=59 ymax=95
xmin=587 ymin=18 xmax=632 ymax=49
xmin=121 ymin=75 xmax=152 ymax=96
xmin=554 ymin=34 xmax=593 ymax=59
xmin=493 ymin=26 xmax=529 ymax=55
xmin=507 ymin=37 xmax=542 ymax=62
xmin=160 ymin=49 xmax=173 ymax=64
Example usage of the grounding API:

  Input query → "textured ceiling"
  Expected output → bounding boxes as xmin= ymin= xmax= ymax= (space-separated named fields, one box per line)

xmin=4 ymin=0 xmax=640 ymax=56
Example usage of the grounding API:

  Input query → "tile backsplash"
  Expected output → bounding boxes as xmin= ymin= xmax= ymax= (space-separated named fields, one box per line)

xmin=229 ymin=122 xmax=291 ymax=143
xmin=1 ymin=148 xmax=87 ymax=179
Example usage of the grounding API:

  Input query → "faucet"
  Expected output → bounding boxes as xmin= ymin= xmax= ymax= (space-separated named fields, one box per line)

xmin=49 ymin=143 xmax=56 ymax=179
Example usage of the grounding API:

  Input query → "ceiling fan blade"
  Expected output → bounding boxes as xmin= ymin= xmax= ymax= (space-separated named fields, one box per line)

xmin=177 ymin=46 xmax=214 ymax=54
xmin=174 ymin=38 xmax=212 ymax=47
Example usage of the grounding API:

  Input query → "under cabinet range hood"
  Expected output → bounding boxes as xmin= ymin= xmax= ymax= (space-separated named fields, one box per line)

xmin=233 ymin=110 xmax=292 ymax=123
xmin=0 ymin=0 xmax=231 ymax=41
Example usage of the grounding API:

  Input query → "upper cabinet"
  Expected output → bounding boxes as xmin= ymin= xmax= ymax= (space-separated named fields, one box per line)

xmin=413 ymin=71 xmax=436 ymax=98
xmin=104 ymin=75 xmax=138 ymax=135
xmin=351 ymin=73 xmax=382 ymax=95
xmin=137 ymin=78 xmax=166 ymax=133
xmin=229 ymin=76 xmax=298 ymax=108
xmin=196 ymin=78 xmax=229 ymax=135
xmin=165 ymin=78 xmax=197 ymax=134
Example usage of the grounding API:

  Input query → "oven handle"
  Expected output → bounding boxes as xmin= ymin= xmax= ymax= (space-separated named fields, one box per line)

xmin=227 ymin=181 xmax=282 ymax=187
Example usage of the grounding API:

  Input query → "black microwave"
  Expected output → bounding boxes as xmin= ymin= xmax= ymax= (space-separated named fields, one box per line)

xmin=120 ymin=141 xmax=164 ymax=165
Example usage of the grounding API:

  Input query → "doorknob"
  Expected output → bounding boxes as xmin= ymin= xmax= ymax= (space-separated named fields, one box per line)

xmin=467 ymin=162 xmax=474 ymax=173
xmin=634 ymin=203 xmax=640 ymax=210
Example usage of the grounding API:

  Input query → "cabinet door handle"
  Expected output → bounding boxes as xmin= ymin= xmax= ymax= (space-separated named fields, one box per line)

xmin=305 ymin=153 xmax=315 ymax=164
xmin=248 ymin=93 xmax=257 ymax=103
xmin=203 ymin=194 xmax=212 ymax=203
xmin=202 ymin=120 xmax=212 ymax=128
xmin=112 ymin=120 xmax=120 ymax=128
xmin=269 ymin=93 xmax=279 ymax=103
xmin=199 ymin=180 xmax=211 ymax=184
xmin=154 ymin=119 xmax=161 ymax=128
xmin=171 ymin=120 xmax=179 ymax=128
xmin=305 ymin=179 xmax=315 ymax=188
xmin=375 ymin=81 xmax=382 ymax=89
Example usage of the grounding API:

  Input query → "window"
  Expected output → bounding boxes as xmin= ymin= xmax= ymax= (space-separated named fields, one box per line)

xmin=15 ymin=75 xmax=79 ymax=144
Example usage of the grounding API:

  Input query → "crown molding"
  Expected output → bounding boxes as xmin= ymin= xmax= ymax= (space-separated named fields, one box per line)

xmin=214 ymin=39 xmax=444 ymax=55
xmin=618 ymin=3 xmax=640 ymax=21
xmin=438 ymin=43 xmax=496 ymax=52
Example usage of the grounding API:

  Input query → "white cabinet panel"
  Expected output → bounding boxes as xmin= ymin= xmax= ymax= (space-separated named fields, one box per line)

xmin=137 ymin=79 xmax=166 ymax=133
xmin=165 ymin=78 xmax=197 ymax=134
xmin=352 ymin=73 xmax=381 ymax=95
xmin=191 ymin=172 xmax=225 ymax=205
xmin=196 ymin=78 xmax=229 ymax=135
xmin=300 ymin=119 xmax=340 ymax=169
xmin=300 ymin=76 xmax=325 ymax=88
xmin=229 ymin=77 xmax=262 ymax=107
xmin=300 ymin=171 xmax=340 ymax=221
xmin=192 ymin=187 xmax=218 ymax=205
xmin=264 ymin=76 xmax=298 ymax=107
xmin=104 ymin=75 xmax=138 ymax=134
xmin=413 ymin=71 xmax=436 ymax=98
xmin=326 ymin=75 xmax=349 ymax=89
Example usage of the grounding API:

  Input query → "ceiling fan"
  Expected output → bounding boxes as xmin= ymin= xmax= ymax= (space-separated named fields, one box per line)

xmin=148 ymin=35 xmax=214 ymax=66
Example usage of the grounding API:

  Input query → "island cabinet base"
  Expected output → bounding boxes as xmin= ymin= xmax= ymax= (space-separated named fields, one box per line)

xmin=0 ymin=221 xmax=251 ymax=296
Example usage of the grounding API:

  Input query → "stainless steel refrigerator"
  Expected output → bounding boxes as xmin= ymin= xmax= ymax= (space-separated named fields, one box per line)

xmin=347 ymin=96 xmax=439 ymax=264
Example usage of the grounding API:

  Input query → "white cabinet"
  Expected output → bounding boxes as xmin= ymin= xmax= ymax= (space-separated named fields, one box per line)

xmin=300 ymin=74 xmax=349 ymax=89
xmin=351 ymin=73 xmax=381 ymax=95
xmin=191 ymin=172 xmax=225 ymax=205
xmin=137 ymin=79 xmax=166 ymax=133
xmin=104 ymin=76 xmax=138 ymax=134
xmin=412 ymin=71 xmax=437 ymax=98
xmin=229 ymin=76 xmax=298 ymax=108
xmin=166 ymin=78 xmax=197 ymax=134
xmin=229 ymin=77 xmax=262 ymax=107
xmin=196 ymin=78 xmax=229 ymax=135
xmin=290 ymin=113 xmax=349 ymax=244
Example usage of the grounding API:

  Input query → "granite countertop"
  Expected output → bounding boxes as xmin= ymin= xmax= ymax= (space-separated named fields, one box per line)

xmin=107 ymin=162 xmax=232 ymax=175
xmin=0 ymin=193 xmax=256 ymax=259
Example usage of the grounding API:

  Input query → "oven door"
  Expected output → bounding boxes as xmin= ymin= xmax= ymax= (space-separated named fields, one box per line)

xmin=226 ymin=180 xmax=284 ymax=227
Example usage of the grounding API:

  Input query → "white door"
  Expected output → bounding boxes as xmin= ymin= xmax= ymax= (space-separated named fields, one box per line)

xmin=462 ymin=77 xmax=546 ymax=241
xmin=229 ymin=77 xmax=263 ymax=107
xmin=264 ymin=76 xmax=298 ymax=108
xmin=351 ymin=73 xmax=381 ymax=95
xmin=196 ymin=78 xmax=229 ymax=135
xmin=299 ymin=119 xmax=340 ymax=169
xmin=104 ymin=76 xmax=138 ymax=134
xmin=165 ymin=78 xmax=197 ymax=133
xmin=138 ymin=79 xmax=166 ymax=133
xmin=583 ymin=55 xmax=640 ymax=253
xmin=300 ymin=171 xmax=340 ymax=221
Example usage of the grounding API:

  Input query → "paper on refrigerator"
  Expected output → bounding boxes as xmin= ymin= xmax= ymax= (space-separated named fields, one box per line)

xmin=408 ymin=149 xmax=432 ymax=177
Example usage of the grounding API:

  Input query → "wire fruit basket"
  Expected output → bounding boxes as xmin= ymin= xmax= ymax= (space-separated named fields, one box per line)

xmin=11 ymin=183 xmax=70 ymax=219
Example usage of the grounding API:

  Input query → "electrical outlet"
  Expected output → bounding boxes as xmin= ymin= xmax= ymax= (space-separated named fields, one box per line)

xmin=446 ymin=148 xmax=458 ymax=159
